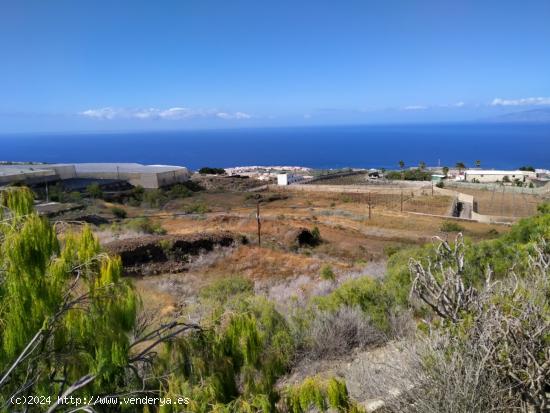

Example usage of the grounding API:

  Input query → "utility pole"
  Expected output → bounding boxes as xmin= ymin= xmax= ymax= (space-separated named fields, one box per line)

xmin=256 ymin=202 xmax=261 ymax=247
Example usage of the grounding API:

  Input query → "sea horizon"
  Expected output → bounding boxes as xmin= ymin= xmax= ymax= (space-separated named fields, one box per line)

xmin=1 ymin=122 xmax=549 ymax=170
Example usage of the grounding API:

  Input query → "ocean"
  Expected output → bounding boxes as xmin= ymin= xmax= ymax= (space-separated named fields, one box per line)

xmin=1 ymin=123 xmax=549 ymax=170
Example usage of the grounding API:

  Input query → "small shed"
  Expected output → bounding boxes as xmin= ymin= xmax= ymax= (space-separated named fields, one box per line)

xmin=431 ymin=174 xmax=446 ymax=183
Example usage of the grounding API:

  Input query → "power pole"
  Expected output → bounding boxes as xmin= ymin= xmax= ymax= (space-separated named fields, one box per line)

xmin=256 ymin=202 xmax=261 ymax=247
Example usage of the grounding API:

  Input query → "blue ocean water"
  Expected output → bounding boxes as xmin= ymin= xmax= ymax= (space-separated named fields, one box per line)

xmin=1 ymin=124 xmax=549 ymax=170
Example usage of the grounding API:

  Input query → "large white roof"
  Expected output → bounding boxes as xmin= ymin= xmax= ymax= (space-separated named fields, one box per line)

xmin=45 ymin=163 xmax=187 ymax=174
xmin=465 ymin=170 xmax=534 ymax=175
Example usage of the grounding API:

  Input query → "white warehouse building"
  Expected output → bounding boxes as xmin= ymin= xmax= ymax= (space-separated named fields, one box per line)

xmin=1 ymin=163 xmax=190 ymax=189
xmin=463 ymin=169 xmax=537 ymax=183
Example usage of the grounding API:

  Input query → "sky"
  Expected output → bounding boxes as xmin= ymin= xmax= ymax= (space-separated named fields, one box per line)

xmin=1 ymin=0 xmax=550 ymax=132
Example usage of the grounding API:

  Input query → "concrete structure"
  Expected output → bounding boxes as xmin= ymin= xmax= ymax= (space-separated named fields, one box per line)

xmin=0 ymin=166 xmax=58 ymax=186
xmin=277 ymin=173 xmax=306 ymax=186
xmin=463 ymin=169 xmax=536 ymax=183
xmin=0 ymin=163 xmax=190 ymax=189
xmin=431 ymin=174 xmax=446 ymax=183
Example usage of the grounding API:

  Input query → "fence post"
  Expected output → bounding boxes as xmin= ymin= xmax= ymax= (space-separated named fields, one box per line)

xmin=400 ymin=190 xmax=403 ymax=212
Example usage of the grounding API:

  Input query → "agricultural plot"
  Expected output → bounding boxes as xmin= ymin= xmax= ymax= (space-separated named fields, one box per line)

xmin=455 ymin=187 xmax=547 ymax=218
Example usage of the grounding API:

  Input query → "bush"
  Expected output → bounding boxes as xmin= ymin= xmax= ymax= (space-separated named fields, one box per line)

xmin=440 ymin=221 xmax=464 ymax=232
xmin=167 ymin=184 xmax=192 ymax=199
xmin=320 ymin=264 xmax=335 ymax=281
xmin=305 ymin=306 xmax=384 ymax=359
xmin=125 ymin=217 xmax=166 ymax=234
xmin=311 ymin=226 xmax=321 ymax=243
xmin=86 ymin=182 xmax=103 ymax=198
xmin=313 ymin=276 xmax=392 ymax=331
xmin=386 ymin=169 xmax=432 ymax=181
xmin=408 ymin=236 xmax=550 ymax=412
xmin=199 ymin=276 xmax=254 ymax=304
xmin=184 ymin=202 xmax=210 ymax=214
xmin=110 ymin=206 xmax=127 ymax=219
xmin=198 ymin=167 xmax=226 ymax=175
xmin=435 ymin=181 xmax=444 ymax=188
xmin=143 ymin=189 xmax=167 ymax=208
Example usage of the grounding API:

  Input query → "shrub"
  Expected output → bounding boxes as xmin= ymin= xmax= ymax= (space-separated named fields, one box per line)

xmin=199 ymin=276 xmax=254 ymax=304
xmin=110 ymin=206 xmax=127 ymax=219
xmin=440 ymin=221 xmax=464 ymax=232
xmin=125 ymin=217 xmax=166 ymax=234
xmin=319 ymin=264 xmax=336 ymax=281
xmin=198 ymin=167 xmax=226 ymax=175
xmin=386 ymin=169 xmax=432 ymax=181
xmin=143 ymin=189 xmax=167 ymax=208
xmin=409 ymin=236 xmax=550 ymax=412
xmin=435 ymin=181 xmax=444 ymax=188
xmin=384 ymin=244 xmax=402 ymax=257
xmin=86 ymin=182 xmax=103 ymax=198
xmin=311 ymin=226 xmax=321 ymax=243
xmin=305 ymin=306 xmax=384 ymax=359
xmin=320 ymin=264 xmax=335 ymax=281
xmin=313 ymin=276 xmax=392 ymax=331
xmin=167 ymin=184 xmax=192 ymax=199
xmin=284 ymin=377 xmax=362 ymax=413
xmin=184 ymin=202 xmax=210 ymax=214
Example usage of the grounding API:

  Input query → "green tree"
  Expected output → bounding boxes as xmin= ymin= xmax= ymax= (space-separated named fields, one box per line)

xmin=475 ymin=160 xmax=481 ymax=168
xmin=455 ymin=162 xmax=466 ymax=173
xmin=442 ymin=166 xmax=450 ymax=176
xmin=86 ymin=182 xmax=103 ymax=199
xmin=0 ymin=187 xmax=195 ymax=408
xmin=419 ymin=161 xmax=426 ymax=170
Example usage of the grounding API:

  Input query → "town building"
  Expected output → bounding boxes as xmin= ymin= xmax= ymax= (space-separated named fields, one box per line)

xmin=277 ymin=173 xmax=306 ymax=186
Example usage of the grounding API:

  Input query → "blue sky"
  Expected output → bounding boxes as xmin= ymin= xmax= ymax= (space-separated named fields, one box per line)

xmin=1 ymin=0 xmax=550 ymax=132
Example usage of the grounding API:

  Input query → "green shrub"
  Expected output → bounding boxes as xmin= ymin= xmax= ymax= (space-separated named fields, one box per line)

xmin=158 ymin=296 xmax=294 ymax=411
xmin=167 ymin=184 xmax=192 ymax=199
xmin=143 ymin=189 xmax=167 ymax=208
xmin=311 ymin=226 xmax=321 ymax=244
xmin=440 ymin=221 xmax=464 ymax=233
xmin=125 ymin=217 xmax=166 ymax=234
xmin=184 ymin=202 xmax=210 ymax=214
xmin=386 ymin=169 xmax=432 ymax=181
xmin=319 ymin=264 xmax=335 ymax=281
xmin=86 ymin=182 xmax=103 ymax=198
xmin=384 ymin=244 xmax=402 ymax=257
xmin=313 ymin=276 xmax=392 ymax=331
xmin=199 ymin=167 xmax=226 ymax=175
xmin=110 ymin=206 xmax=127 ymax=219
xmin=199 ymin=276 xmax=254 ymax=304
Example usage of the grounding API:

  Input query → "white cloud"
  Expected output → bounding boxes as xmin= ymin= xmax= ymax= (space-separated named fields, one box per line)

xmin=454 ymin=101 xmax=465 ymax=107
xmin=403 ymin=105 xmax=427 ymax=111
xmin=490 ymin=97 xmax=550 ymax=107
xmin=79 ymin=107 xmax=252 ymax=121
xmin=216 ymin=111 xmax=251 ymax=120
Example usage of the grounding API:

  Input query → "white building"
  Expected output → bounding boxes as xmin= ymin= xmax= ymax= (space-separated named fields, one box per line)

xmin=277 ymin=173 xmax=306 ymax=186
xmin=463 ymin=169 xmax=536 ymax=183
xmin=1 ymin=163 xmax=190 ymax=189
